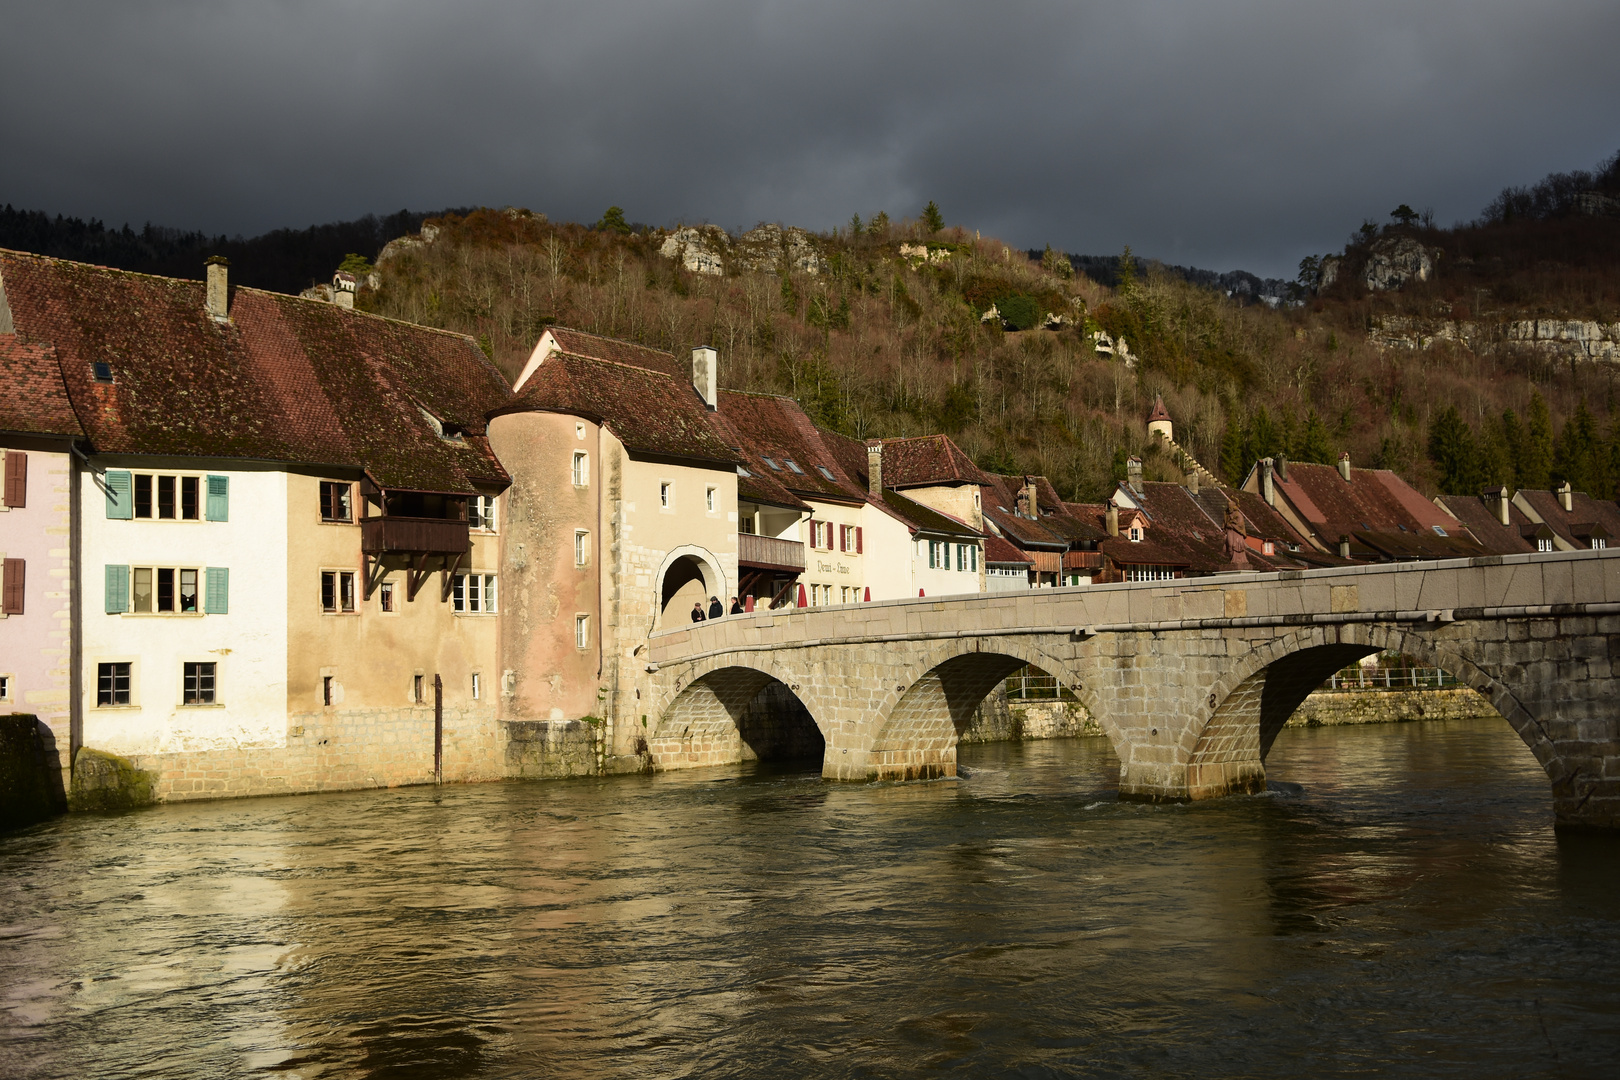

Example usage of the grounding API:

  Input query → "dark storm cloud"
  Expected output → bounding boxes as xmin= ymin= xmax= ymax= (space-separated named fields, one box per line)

xmin=3 ymin=0 xmax=1617 ymax=277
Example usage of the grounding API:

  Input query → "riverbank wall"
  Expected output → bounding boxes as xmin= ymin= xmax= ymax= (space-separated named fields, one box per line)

xmin=980 ymin=686 xmax=1498 ymax=744
xmin=0 ymin=714 xmax=68 ymax=829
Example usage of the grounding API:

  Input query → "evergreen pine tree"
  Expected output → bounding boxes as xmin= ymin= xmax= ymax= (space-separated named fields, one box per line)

xmin=1219 ymin=417 xmax=1248 ymax=482
xmin=1521 ymin=391 xmax=1554 ymax=488
xmin=1299 ymin=411 xmax=1333 ymax=464
xmin=1499 ymin=408 xmax=1524 ymax=488
xmin=1427 ymin=406 xmax=1482 ymax=495
xmin=1248 ymin=406 xmax=1279 ymax=461
xmin=921 ymin=201 xmax=945 ymax=233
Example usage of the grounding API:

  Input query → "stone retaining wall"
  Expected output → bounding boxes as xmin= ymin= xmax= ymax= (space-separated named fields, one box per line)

xmin=1287 ymin=687 xmax=1498 ymax=727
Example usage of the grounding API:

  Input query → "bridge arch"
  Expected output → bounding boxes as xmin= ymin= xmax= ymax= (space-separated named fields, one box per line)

xmin=1185 ymin=622 xmax=1553 ymax=800
xmin=648 ymin=655 xmax=825 ymax=771
xmin=866 ymin=638 xmax=1116 ymax=781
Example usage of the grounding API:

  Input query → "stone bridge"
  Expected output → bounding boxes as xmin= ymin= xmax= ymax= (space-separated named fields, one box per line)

xmin=645 ymin=550 xmax=1620 ymax=830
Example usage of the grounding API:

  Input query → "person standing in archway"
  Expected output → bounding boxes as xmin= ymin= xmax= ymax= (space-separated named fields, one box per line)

xmin=690 ymin=601 xmax=705 ymax=622
xmin=707 ymin=595 xmax=724 ymax=620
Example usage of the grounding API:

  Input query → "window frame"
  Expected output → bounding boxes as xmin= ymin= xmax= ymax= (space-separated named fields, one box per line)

xmin=452 ymin=573 xmax=499 ymax=614
xmin=96 ymin=660 xmax=134 ymax=707
xmin=0 ymin=674 xmax=13 ymax=703
xmin=469 ymin=494 xmax=498 ymax=532
xmin=575 ymin=614 xmax=589 ymax=649
xmin=126 ymin=564 xmax=205 ymax=614
xmin=321 ymin=570 xmax=357 ymax=614
xmin=320 ymin=480 xmax=354 ymax=523
xmin=571 ymin=452 xmax=589 ymax=487
xmin=182 ymin=660 xmax=217 ymax=706
xmin=574 ymin=530 xmax=590 ymax=567
xmin=659 ymin=481 xmax=672 ymax=509
xmin=706 ymin=486 xmax=717 ymax=513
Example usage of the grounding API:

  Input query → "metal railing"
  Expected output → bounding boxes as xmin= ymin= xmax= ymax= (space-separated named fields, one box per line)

xmin=1324 ymin=666 xmax=1462 ymax=691
xmin=1005 ymin=673 xmax=1072 ymax=701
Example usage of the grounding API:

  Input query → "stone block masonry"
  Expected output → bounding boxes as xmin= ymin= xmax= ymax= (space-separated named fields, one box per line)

xmin=1288 ymin=688 xmax=1497 ymax=728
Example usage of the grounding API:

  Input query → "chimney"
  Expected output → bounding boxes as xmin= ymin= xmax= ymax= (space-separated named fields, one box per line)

xmin=692 ymin=346 xmax=718 ymax=410
xmin=865 ymin=439 xmax=883 ymax=496
xmin=205 ymin=256 xmax=230 ymax=322
xmin=1023 ymin=476 xmax=1040 ymax=519
xmin=1338 ymin=451 xmax=1351 ymax=482
xmin=1186 ymin=468 xmax=1200 ymax=495
xmin=1338 ymin=536 xmax=1352 ymax=559
xmin=1261 ymin=457 xmax=1276 ymax=506
xmin=1499 ymin=486 xmax=1512 ymax=526
xmin=1106 ymin=503 xmax=1119 ymax=537
xmin=1275 ymin=454 xmax=1289 ymax=482
xmin=332 ymin=270 xmax=357 ymax=310
xmin=1559 ymin=480 xmax=1573 ymax=513
xmin=1126 ymin=456 xmax=1143 ymax=494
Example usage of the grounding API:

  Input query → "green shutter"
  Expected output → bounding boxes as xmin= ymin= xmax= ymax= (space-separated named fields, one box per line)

xmin=105 ymin=470 xmax=133 ymax=519
xmin=205 ymin=567 xmax=229 ymax=614
xmin=205 ymin=475 xmax=229 ymax=521
xmin=104 ymin=564 xmax=129 ymax=613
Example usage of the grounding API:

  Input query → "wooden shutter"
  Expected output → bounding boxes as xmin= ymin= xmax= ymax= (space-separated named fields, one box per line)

xmin=3 ymin=451 xmax=25 ymax=508
xmin=205 ymin=567 xmax=229 ymax=614
xmin=206 ymin=475 xmax=229 ymax=521
xmin=105 ymin=564 xmax=130 ymax=613
xmin=855 ymin=527 xmax=863 ymax=554
xmin=105 ymin=470 xmax=133 ymax=519
xmin=2 ymin=558 xmax=23 ymax=614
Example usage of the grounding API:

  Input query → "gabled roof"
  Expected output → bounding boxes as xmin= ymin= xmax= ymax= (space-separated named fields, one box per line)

xmin=714 ymin=390 xmax=863 ymax=502
xmin=878 ymin=434 xmax=994 ymax=488
xmin=496 ymin=352 xmax=739 ymax=466
xmin=984 ymin=535 xmax=1033 ymax=565
xmin=1105 ymin=481 xmax=1312 ymax=574
xmin=1517 ymin=488 xmax=1620 ymax=549
xmin=0 ymin=249 xmax=509 ymax=492
xmin=1434 ymin=494 xmax=1537 ymax=555
xmin=879 ymin=487 xmax=982 ymax=538
xmin=542 ymin=327 xmax=684 ymax=378
xmin=1253 ymin=460 xmax=1475 ymax=559
xmin=0 ymin=334 xmax=81 ymax=437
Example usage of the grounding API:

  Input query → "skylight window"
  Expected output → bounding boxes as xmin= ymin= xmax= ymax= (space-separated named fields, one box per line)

xmin=784 ymin=460 xmax=803 ymax=474
xmin=1432 ymin=525 xmax=1447 ymax=536
xmin=92 ymin=362 xmax=114 ymax=383
xmin=738 ymin=466 xmax=753 ymax=478
xmin=817 ymin=466 xmax=836 ymax=480
xmin=763 ymin=457 xmax=782 ymax=471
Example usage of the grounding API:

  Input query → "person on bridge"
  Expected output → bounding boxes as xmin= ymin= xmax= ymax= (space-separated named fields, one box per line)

xmin=707 ymin=596 xmax=724 ymax=620
xmin=690 ymin=601 xmax=705 ymax=623
xmin=729 ymin=596 xmax=744 ymax=615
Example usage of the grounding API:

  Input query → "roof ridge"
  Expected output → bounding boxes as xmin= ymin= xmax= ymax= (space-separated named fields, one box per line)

xmin=252 ymin=286 xmax=486 ymax=344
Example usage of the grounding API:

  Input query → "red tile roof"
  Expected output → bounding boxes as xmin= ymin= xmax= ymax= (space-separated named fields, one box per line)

xmin=0 ymin=249 xmax=509 ymax=492
xmin=544 ymin=327 xmax=684 ymax=377
xmin=1147 ymin=395 xmax=1171 ymax=424
xmin=714 ymin=391 xmax=863 ymax=503
xmin=1263 ymin=461 xmax=1480 ymax=559
xmin=1517 ymin=489 xmax=1620 ymax=549
xmin=0 ymin=334 xmax=81 ymax=437
xmin=984 ymin=535 xmax=1033 ymax=565
xmin=1434 ymin=494 xmax=1537 ymax=555
xmin=498 ymin=352 xmax=739 ymax=466
xmin=878 ymin=434 xmax=994 ymax=488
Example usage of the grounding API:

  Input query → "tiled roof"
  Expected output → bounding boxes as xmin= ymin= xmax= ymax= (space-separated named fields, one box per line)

xmin=1434 ymin=494 xmax=1536 ymax=555
xmin=1517 ymin=489 xmax=1620 ymax=549
xmin=984 ymin=535 xmax=1033 ymax=565
xmin=545 ymin=327 xmax=684 ymax=377
xmin=498 ymin=352 xmax=739 ymax=465
xmin=714 ymin=391 xmax=862 ymax=502
xmin=1266 ymin=461 xmax=1474 ymax=558
xmin=1147 ymin=395 xmax=1171 ymax=424
xmin=0 ymin=249 xmax=509 ymax=492
xmin=878 ymin=434 xmax=994 ymax=488
xmin=0 ymin=334 xmax=81 ymax=436
xmin=879 ymin=487 xmax=981 ymax=538
xmin=1109 ymin=482 xmax=1312 ymax=574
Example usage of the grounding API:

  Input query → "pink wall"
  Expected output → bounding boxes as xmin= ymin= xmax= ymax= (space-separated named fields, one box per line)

xmin=0 ymin=444 xmax=74 ymax=766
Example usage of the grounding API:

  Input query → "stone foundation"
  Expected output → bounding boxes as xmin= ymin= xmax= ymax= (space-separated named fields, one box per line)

xmin=1287 ymin=687 xmax=1498 ymax=727
xmin=504 ymin=719 xmax=600 ymax=778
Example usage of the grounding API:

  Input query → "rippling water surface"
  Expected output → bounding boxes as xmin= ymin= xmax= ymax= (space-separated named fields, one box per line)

xmin=4 ymin=716 xmax=1620 ymax=1079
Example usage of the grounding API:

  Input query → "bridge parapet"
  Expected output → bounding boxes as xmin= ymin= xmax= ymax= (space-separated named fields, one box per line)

xmin=645 ymin=551 xmax=1620 ymax=830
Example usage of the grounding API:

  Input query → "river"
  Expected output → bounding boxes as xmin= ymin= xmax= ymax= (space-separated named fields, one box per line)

xmin=3 ymin=716 xmax=1619 ymax=1079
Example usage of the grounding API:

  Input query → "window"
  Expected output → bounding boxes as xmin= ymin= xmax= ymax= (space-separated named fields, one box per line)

xmin=738 ymin=466 xmax=753 ymax=478
xmin=471 ymin=672 xmax=482 ymax=700
xmin=122 ymin=472 xmax=220 ymax=520
xmin=183 ymin=662 xmax=216 ymax=705
xmin=322 ymin=571 xmax=356 ymax=613
xmin=706 ymin=486 xmax=716 ymax=512
xmin=124 ymin=566 xmax=203 ymax=613
xmin=92 ymin=361 xmax=114 ymax=383
xmin=98 ymin=662 xmax=131 ymax=706
xmin=739 ymin=516 xmax=755 ymax=535
xmin=469 ymin=494 xmax=498 ymax=531
xmin=928 ymin=540 xmax=952 ymax=568
xmin=575 ymin=530 xmax=590 ymax=566
xmin=321 ymin=481 xmax=353 ymax=522
xmin=660 ymin=481 xmax=671 ymax=508
xmin=134 ymin=473 xmax=151 ymax=518
xmin=413 ymin=674 xmax=424 ymax=703
xmin=762 ymin=457 xmax=781 ymax=471
xmin=817 ymin=466 xmax=836 ymax=481
xmin=840 ymin=586 xmax=851 ymax=604
xmin=1125 ymin=566 xmax=1176 ymax=582
xmin=0 ymin=675 xmax=12 ymax=702
xmin=1262 ymin=541 xmax=1275 ymax=555
xmin=1537 ymin=537 xmax=1554 ymax=552
xmin=323 ymin=675 xmax=335 ymax=707
xmin=955 ymin=543 xmax=978 ymax=571
xmin=572 ymin=452 xmax=589 ymax=486
xmin=181 ymin=476 xmax=199 ymax=520
xmin=2 ymin=558 xmax=23 ymax=614
xmin=453 ymin=573 xmax=498 ymax=613
xmin=380 ymin=582 xmax=394 ymax=612
xmin=575 ymin=614 xmax=589 ymax=648
xmin=784 ymin=459 xmax=803 ymax=474
xmin=1595 ymin=537 xmax=1608 ymax=550
xmin=1129 ymin=526 xmax=1142 ymax=542
xmin=1432 ymin=525 xmax=1448 ymax=537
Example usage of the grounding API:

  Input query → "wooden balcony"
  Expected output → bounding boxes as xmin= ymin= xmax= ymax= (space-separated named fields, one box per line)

xmin=740 ymin=532 xmax=805 ymax=573
xmin=361 ymin=516 xmax=470 ymax=556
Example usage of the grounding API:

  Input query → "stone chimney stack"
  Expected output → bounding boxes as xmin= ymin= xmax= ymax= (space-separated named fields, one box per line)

xmin=1023 ymin=476 xmax=1040 ymax=519
xmin=1338 ymin=451 xmax=1351 ymax=482
xmin=1275 ymin=454 xmax=1289 ymax=482
xmin=691 ymin=346 xmax=718 ymax=410
xmin=1186 ymin=468 xmax=1200 ymax=495
xmin=205 ymin=256 xmax=230 ymax=322
xmin=332 ymin=270 xmax=357 ymax=310
xmin=1106 ymin=503 xmax=1119 ymax=537
xmin=1338 ymin=536 xmax=1351 ymax=559
xmin=1499 ymin=487 xmax=1513 ymax=526
xmin=865 ymin=439 xmax=883 ymax=497
xmin=1261 ymin=457 xmax=1276 ymax=507
xmin=1126 ymin=456 xmax=1143 ymax=494
xmin=1559 ymin=480 xmax=1573 ymax=513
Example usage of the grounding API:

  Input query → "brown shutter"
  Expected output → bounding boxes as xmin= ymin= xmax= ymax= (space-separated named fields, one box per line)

xmin=856 ymin=527 xmax=863 ymax=554
xmin=2 ymin=558 xmax=23 ymax=614
xmin=3 ymin=451 xmax=25 ymax=508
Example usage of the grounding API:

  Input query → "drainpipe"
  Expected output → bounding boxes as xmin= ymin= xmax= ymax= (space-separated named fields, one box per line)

xmin=68 ymin=440 xmax=85 ymax=783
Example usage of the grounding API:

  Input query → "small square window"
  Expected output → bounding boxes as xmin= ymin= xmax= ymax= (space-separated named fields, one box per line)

xmin=817 ymin=466 xmax=836 ymax=481
xmin=762 ymin=457 xmax=781 ymax=471
xmin=98 ymin=661 xmax=131 ymax=706
xmin=321 ymin=481 xmax=353 ymax=522
xmin=784 ymin=459 xmax=803 ymax=474
xmin=92 ymin=361 xmax=114 ymax=383
xmin=380 ymin=581 xmax=394 ymax=612
xmin=183 ymin=661 xmax=216 ymax=705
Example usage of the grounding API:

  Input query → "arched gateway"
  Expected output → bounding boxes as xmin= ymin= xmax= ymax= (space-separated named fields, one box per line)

xmin=644 ymin=550 xmax=1620 ymax=830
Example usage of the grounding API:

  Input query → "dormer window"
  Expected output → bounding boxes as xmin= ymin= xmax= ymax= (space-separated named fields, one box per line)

xmin=1129 ymin=526 xmax=1142 ymax=542
xmin=418 ymin=406 xmax=465 ymax=444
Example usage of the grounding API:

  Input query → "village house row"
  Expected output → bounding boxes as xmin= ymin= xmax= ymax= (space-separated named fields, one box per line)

xmin=4 ymin=251 xmax=1617 ymax=801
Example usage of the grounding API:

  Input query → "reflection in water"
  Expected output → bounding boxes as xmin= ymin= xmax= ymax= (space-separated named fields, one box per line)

xmin=3 ymin=717 xmax=1620 ymax=1078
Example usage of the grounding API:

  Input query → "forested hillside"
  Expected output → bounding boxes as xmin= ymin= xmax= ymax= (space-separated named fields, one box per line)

xmin=357 ymin=152 xmax=1620 ymax=502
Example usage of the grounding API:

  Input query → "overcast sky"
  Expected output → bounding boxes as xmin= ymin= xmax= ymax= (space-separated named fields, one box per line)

xmin=2 ymin=1 xmax=1617 ymax=278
